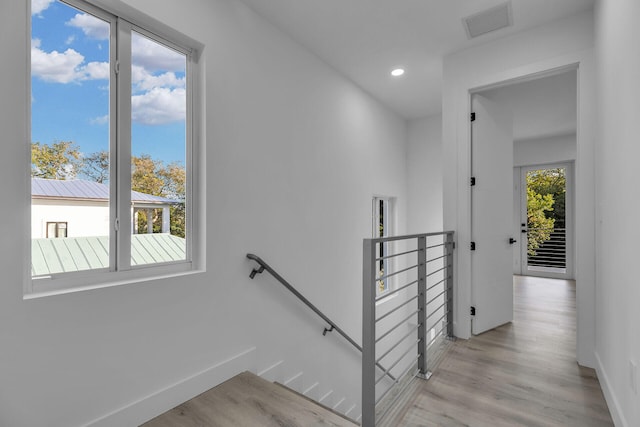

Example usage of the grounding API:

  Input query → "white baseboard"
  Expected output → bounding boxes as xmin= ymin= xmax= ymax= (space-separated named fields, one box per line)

xmin=595 ymin=351 xmax=629 ymax=427
xmin=84 ymin=347 xmax=257 ymax=427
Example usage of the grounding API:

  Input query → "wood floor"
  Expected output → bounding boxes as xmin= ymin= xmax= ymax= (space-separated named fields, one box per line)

xmin=381 ymin=275 xmax=613 ymax=427
xmin=141 ymin=371 xmax=358 ymax=427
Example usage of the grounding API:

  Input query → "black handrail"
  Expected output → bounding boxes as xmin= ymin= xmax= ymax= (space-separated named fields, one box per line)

xmin=246 ymin=253 xmax=395 ymax=381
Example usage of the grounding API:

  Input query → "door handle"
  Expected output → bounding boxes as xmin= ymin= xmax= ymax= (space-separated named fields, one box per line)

xmin=509 ymin=238 xmax=517 ymax=244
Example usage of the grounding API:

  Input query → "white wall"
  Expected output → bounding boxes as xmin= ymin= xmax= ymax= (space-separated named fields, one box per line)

xmin=406 ymin=114 xmax=443 ymax=233
xmin=442 ymin=10 xmax=597 ymax=369
xmin=31 ymin=200 xmax=110 ymax=238
xmin=594 ymin=1 xmax=640 ymax=426
xmin=514 ymin=133 xmax=577 ymax=167
xmin=0 ymin=0 xmax=408 ymax=425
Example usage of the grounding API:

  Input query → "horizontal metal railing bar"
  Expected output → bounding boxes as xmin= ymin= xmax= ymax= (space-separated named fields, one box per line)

xmin=367 ymin=230 xmax=455 ymax=245
xmin=426 ymin=277 xmax=448 ymax=292
xmin=376 ymin=295 xmax=419 ymax=323
xmin=376 ymin=310 xmax=420 ymax=344
xmin=528 ymin=228 xmax=567 ymax=231
xmin=426 ymin=302 xmax=447 ymax=321
xmin=378 ymin=264 xmax=418 ymax=282
xmin=427 ymin=242 xmax=446 ymax=250
xmin=376 ymin=368 xmax=419 ymax=424
xmin=426 ymin=254 xmax=446 ymax=264
xmin=375 ymin=339 xmax=421 ymax=385
xmin=376 ymin=324 xmax=421 ymax=364
xmin=427 ymin=265 xmax=450 ymax=278
xmin=375 ymin=248 xmax=419 ymax=262
xmin=246 ymin=254 xmax=400 ymax=380
xmin=376 ymin=356 xmax=420 ymax=405
xmin=375 ymin=280 xmax=418 ymax=302
xmin=426 ymin=289 xmax=447 ymax=306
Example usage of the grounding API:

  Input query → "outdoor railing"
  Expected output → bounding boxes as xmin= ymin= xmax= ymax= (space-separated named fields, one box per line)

xmin=362 ymin=231 xmax=455 ymax=426
xmin=527 ymin=227 xmax=566 ymax=270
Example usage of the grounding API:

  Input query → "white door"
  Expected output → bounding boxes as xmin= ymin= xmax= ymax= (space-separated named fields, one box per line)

xmin=471 ymin=94 xmax=514 ymax=335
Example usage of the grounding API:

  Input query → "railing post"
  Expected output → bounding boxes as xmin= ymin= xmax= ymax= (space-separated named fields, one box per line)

xmin=362 ymin=239 xmax=377 ymax=427
xmin=417 ymin=236 xmax=428 ymax=378
xmin=445 ymin=232 xmax=455 ymax=339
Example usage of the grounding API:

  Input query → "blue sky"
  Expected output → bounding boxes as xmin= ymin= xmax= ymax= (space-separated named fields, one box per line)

xmin=31 ymin=0 xmax=186 ymax=168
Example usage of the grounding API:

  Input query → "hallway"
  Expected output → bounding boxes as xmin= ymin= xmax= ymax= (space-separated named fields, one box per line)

xmin=382 ymin=276 xmax=613 ymax=426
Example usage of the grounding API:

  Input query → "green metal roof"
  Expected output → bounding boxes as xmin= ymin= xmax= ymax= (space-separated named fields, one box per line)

xmin=31 ymin=234 xmax=186 ymax=276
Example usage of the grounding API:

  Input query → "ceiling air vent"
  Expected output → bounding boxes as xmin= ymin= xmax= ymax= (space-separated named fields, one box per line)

xmin=463 ymin=1 xmax=513 ymax=39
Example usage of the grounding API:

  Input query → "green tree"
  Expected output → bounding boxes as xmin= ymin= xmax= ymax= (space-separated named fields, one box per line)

xmin=131 ymin=154 xmax=186 ymax=238
xmin=525 ymin=168 xmax=566 ymax=256
xmin=31 ymin=141 xmax=81 ymax=179
xmin=526 ymin=186 xmax=555 ymax=256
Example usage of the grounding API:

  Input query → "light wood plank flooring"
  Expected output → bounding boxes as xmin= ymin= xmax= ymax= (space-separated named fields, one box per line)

xmin=381 ymin=276 xmax=613 ymax=427
xmin=142 ymin=371 xmax=358 ymax=427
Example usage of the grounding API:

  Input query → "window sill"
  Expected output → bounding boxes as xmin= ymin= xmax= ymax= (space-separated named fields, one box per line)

xmin=24 ymin=263 xmax=204 ymax=299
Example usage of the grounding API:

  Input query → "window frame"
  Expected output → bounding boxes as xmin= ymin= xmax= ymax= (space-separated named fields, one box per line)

xmin=26 ymin=0 xmax=202 ymax=297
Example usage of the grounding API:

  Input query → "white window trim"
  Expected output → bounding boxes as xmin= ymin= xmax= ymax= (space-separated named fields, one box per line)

xmin=25 ymin=0 xmax=204 ymax=297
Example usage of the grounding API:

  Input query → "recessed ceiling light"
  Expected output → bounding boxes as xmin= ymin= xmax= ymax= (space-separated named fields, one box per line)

xmin=391 ymin=68 xmax=405 ymax=77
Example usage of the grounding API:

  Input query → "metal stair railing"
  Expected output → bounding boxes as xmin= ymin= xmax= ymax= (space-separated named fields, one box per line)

xmin=361 ymin=231 xmax=455 ymax=426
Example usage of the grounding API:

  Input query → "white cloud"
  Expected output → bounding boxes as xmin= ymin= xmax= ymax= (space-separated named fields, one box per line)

xmin=132 ymin=33 xmax=185 ymax=72
xmin=90 ymin=115 xmax=109 ymax=125
xmin=132 ymin=87 xmax=186 ymax=125
xmin=31 ymin=40 xmax=109 ymax=84
xmin=65 ymin=35 xmax=76 ymax=45
xmin=66 ymin=13 xmax=110 ymax=40
xmin=132 ymin=65 xmax=185 ymax=92
xmin=31 ymin=44 xmax=85 ymax=84
xmin=31 ymin=0 xmax=55 ymax=15
xmin=83 ymin=61 xmax=110 ymax=80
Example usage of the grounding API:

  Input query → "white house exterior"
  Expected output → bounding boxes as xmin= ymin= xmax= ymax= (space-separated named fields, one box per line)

xmin=31 ymin=178 xmax=178 ymax=239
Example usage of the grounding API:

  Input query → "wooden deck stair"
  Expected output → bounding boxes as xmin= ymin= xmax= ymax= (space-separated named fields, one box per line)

xmin=141 ymin=371 xmax=358 ymax=427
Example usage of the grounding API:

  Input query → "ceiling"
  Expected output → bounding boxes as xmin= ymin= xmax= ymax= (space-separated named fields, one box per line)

xmin=237 ymin=0 xmax=595 ymax=120
xmin=480 ymin=70 xmax=577 ymax=142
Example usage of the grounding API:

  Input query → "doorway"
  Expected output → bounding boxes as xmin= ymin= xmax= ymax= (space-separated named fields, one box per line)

xmin=470 ymin=69 xmax=577 ymax=336
xmin=513 ymin=163 xmax=574 ymax=279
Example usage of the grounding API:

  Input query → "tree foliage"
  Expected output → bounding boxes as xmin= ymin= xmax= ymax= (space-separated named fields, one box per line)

xmin=31 ymin=141 xmax=81 ymax=180
xmin=31 ymin=143 xmax=186 ymax=238
xmin=526 ymin=168 xmax=566 ymax=256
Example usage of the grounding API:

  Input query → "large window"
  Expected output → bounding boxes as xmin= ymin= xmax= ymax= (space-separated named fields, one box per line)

xmin=29 ymin=0 xmax=198 ymax=293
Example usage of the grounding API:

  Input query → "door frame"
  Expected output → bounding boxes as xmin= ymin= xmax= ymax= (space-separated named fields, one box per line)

xmin=516 ymin=162 xmax=575 ymax=280
xmin=444 ymin=50 xmax=595 ymax=367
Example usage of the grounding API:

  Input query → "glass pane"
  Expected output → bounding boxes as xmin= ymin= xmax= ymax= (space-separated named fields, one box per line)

xmin=526 ymin=167 xmax=567 ymax=272
xmin=130 ymin=31 xmax=187 ymax=266
xmin=31 ymin=1 xmax=111 ymax=276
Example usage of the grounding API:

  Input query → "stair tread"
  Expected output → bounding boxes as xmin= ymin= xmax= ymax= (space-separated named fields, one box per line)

xmin=142 ymin=371 xmax=358 ymax=427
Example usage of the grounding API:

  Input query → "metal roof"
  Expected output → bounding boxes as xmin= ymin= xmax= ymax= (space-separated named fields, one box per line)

xmin=31 ymin=234 xmax=186 ymax=276
xmin=31 ymin=178 xmax=180 ymax=204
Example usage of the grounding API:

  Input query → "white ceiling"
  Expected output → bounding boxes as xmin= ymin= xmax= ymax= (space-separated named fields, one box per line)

xmin=237 ymin=0 xmax=595 ymax=120
xmin=480 ymin=70 xmax=577 ymax=142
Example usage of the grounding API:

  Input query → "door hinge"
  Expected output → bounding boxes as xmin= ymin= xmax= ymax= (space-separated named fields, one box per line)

xmin=470 ymin=176 xmax=476 ymax=186
xmin=470 ymin=112 xmax=476 ymax=122
xmin=452 ymin=241 xmax=456 ymax=250
xmin=470 ymin=241 xmax=476 ymax=251
xmin=470 ymin=306 xmax=476 ymax=316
